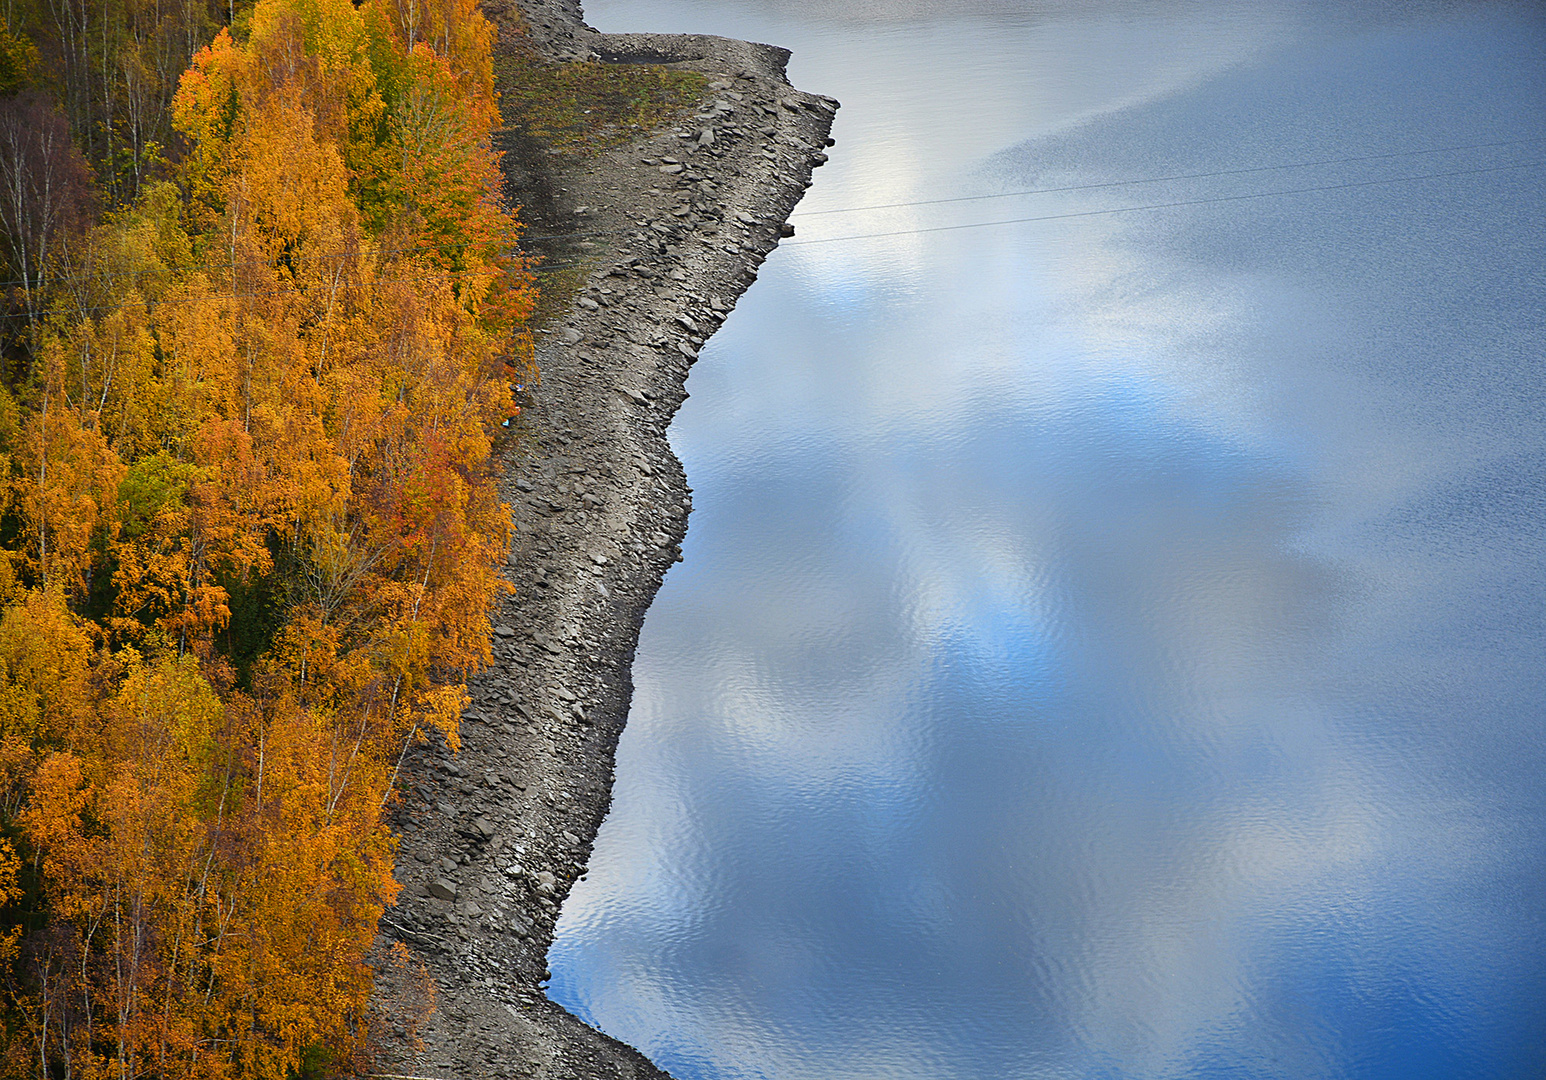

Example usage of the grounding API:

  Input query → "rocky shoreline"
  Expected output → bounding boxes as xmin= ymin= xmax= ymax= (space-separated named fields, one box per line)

xmin=370 ymin=2 xmax=836 ymax=1077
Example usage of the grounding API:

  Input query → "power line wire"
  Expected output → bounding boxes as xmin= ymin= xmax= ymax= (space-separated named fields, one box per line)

xmin=225 ymin=155 xmax=1546 ymax=279
xmin=513 ymin=136 xmax=1545 ymax=243
xmin=5 ymin=155 xmax=1536 ymax=321
xmin=787 ymin=136 xmax=1546 ymax=218
xmin=782 ymin=159 xmax=1546 ymax=247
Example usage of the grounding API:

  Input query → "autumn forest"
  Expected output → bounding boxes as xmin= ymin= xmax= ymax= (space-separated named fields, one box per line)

xmin=0 ymin=0 xmax=537 ymax=1073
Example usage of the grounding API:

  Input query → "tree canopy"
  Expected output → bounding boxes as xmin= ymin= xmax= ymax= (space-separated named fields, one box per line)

xmin=0 ymin=0 xmax=534 ymax=1073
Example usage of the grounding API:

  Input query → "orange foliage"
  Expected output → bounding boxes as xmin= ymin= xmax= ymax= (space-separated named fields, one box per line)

xmin=0 ymin=0 xmax=533 ymax=1073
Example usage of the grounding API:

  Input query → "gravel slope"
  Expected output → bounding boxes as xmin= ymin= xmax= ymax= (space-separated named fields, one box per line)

xmin=370 ymin=4 xmax=836 ymax=1077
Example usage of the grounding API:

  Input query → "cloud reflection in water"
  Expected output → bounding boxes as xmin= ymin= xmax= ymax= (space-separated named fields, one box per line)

xmin=551 ymin=2 xmax=1546 ymax=1078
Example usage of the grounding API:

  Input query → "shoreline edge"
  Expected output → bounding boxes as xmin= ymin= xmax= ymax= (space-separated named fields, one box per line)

xmin=372 ymin=2 xmax=837 ymax=1077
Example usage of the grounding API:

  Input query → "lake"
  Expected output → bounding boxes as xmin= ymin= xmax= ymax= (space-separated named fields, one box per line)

xmin=549 ymin=2 xmax=1546 ymax=1077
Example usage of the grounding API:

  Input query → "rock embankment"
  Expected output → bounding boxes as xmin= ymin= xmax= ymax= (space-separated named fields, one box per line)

xmin=370 ymin=2 xmax=835 ymax=1077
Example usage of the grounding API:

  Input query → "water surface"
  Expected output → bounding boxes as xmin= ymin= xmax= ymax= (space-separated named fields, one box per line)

xmin=550 ymin=3 xmax=1546 ymax=1077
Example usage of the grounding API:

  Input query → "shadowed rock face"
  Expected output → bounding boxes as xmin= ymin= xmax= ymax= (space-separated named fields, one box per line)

xmin=369 ymin=3 xmax=835 ymax=1077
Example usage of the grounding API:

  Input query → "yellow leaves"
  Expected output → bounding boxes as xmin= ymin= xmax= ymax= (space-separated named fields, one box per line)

xmin=368 ymin=0 xmax=495 ymax=113
xmin=0 ymin=837 xmax=20 ymax=912
xmin=245 ymin=0 xmax=379 ymax=138
xmin=175 ymin=28 xmax=242 ymax=233
xmin=109 ymin=452 xmax=206 ymax=643
xmin=24 ymin=655 xmax=225 ymax=918
xmin=60 ymin=303 xmax=159 ymax=454
xmin=385 ymin=40 xmax=517 ymax=309
xmin=108 ymin=651 xmax=223 ymax=771
xmin=0 ymin=839 xmax=17 ymax=995
xmin=415 ymin=682 xmax=464 ymax=754
xmin=214 ymin=687 xmax=398 ymax=1072
xmin=14 ymin=373 xmax=126 ymax=597
xmin=248 ymin=0 xmax=373 ymax=79
xmin=159 ymin=273 xmax=235 ymax=399
xmin=5 ymin=648 xmax=402 ymax=1079
xmin=0 ymin=590 xmax=94 ymax=828
xmin=235 ymin=91 xmax=360 ymax=271
xmin=0 ymin=588 xmax=94 ymax=747
xmin=19 ymin=752 xmax=93 ymax=912
xmin=0 ymin=0 xmax=528 ymax=1069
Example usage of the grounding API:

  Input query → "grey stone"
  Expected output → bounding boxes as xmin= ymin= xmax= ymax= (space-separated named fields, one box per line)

xmin=383 ymin=1 xmax=840 ymax=1060
xmin=430 ymin=878 xmax=458 ymax=902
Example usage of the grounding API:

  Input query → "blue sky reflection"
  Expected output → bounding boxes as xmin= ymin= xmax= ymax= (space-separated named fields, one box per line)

xmin=550 ymin=2 xmax=1546 ymax=1078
